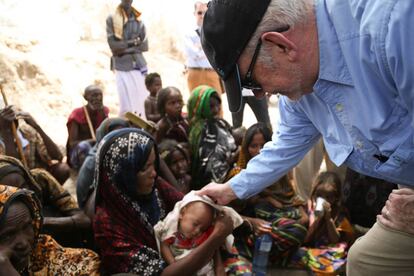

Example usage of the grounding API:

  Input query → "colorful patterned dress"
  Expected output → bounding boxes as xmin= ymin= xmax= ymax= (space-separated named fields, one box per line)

xmin=289 ymin=201 xmax=354 ymax=275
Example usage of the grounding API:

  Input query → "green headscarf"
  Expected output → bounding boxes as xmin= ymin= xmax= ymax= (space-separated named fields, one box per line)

xmin=187 ymin=85 xmax=220 ymax=156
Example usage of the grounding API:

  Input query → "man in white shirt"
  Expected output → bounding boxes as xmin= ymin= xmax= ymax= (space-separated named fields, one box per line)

xmin=183 ymin=1 xmax=223 ymax=95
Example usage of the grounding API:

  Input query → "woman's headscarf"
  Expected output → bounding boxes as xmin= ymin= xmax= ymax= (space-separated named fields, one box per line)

xmin=95 ymin=117 xmax=130 ymax=143
xmin=94 ymin=128 xmax=160 ymax=201
xmin=0 ymin=156 xmax=42 ymax=198
xmin=187 ymin=85 xmax=219 ymax=123
xmin=187 ymin=85 xmax=219 ymax=166
xmin=227 ymin=123 xmax=273 ymax=180
xmin=93 ymin=128 xmax=183 ymax=274
xmin=0 ymin=184 xmax=42 ymax=247
xmin=76 ymin=117 xmax=129 ymax=208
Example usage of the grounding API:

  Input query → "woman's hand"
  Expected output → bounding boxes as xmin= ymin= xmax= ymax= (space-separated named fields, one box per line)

xmin=247 ymin=217 xmax=272 ymax=235
xmin=0 ymin=247 xmax=19 ymax=275
xmin=213 ymin=212 xmax=234 ymax=238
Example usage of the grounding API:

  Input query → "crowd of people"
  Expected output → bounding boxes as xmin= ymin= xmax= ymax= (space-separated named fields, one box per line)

xmin=0 ymin=0 xmax=413 ymax=275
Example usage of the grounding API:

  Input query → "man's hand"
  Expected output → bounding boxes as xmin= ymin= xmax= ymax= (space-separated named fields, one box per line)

xmin=196 ymin=182 xmax=237 ymax=205
xmin=0 ymin=106 xmax=16 ymax=128
xmin=16 ymin=111 xmax=39 ymax=130
xmin=378 ymin=188 xmax=414 ymax=235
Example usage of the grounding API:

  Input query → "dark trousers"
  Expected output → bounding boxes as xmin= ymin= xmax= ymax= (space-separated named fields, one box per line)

xmin=231 ymin=96 xmax=271 ymax=128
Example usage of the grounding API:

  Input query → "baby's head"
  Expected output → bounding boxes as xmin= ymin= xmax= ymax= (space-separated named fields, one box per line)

xmin=157 ymin=86 xmax=184 ymax=118
xmin=145 ymin=72 xmax=162 ymax=96
xmin=178 ymin=201 xmax=215 ymax=239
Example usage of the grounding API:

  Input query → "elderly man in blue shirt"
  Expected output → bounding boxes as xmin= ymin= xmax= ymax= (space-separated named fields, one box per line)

xmin=197 ymin=0 xmax=414 ymax=274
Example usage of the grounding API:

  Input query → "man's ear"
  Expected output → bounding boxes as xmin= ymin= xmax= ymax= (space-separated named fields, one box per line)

xmin=261 ymin=31 xmax=298 ymax=61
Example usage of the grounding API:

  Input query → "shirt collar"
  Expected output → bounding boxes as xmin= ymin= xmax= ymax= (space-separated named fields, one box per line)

xmin=314 ymin=0 xmax=353 ymax=88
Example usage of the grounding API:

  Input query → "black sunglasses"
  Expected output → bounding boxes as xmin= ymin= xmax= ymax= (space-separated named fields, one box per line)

xmin=241 ymin=26 xmax=290 ymax=93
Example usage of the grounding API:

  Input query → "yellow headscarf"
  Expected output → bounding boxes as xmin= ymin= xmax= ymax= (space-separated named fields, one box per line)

xmin=0 ymin=184 xmax=42 ymax=243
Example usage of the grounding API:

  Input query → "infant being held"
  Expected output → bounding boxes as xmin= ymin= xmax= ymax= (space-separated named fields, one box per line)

xmin=154 ymin=191 xmax=243 ymax=276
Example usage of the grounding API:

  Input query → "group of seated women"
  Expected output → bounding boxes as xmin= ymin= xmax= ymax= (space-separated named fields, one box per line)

xmin=0 ymin=85 xmax=360 ymax=275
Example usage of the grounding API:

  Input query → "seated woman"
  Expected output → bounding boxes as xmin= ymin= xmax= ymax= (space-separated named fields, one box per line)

xmin=76 ymin=117 xmax=130 ymax=210
xmin=227 ymin=123 xmax=308 ymax=266
xmin=290 ymin=172 xmax=354 ymax=275
xmin=93 ymin=128 xmax=246 ymax=275
xmin=0 ymin=184 xmax=100 ymax=275
xmin=188 ymin=85 xmax=238 ymax=190
xmin=0 ymin=155 xmax=91 ymax=248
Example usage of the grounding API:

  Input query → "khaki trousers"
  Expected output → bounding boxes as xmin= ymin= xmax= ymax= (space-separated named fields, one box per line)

xmin=187 ymin=68 xmax=223 ymax=94
xmin=347 ymin=222 xmax=414 ymax=276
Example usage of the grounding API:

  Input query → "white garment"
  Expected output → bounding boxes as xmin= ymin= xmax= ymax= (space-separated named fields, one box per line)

xmin=115 ymin=70 xmax=149 ymax=118
xmin=183 ymin=27 xmax=212 ymax=69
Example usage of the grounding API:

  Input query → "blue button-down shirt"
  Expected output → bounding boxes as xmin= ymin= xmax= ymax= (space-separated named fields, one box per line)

xmin=231 ymin=0 xmax=414 ymax=199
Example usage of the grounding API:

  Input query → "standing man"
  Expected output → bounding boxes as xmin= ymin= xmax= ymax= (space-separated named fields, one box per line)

xmin=231 ymin=88 xmax=271 ymax=129
xmin=197 ymin=0 xmax=414 ymax=275
xmin=183 ymin=1 xmax=223 ymax=95
xmin=106 ymin=0 xmax=149 ymax=117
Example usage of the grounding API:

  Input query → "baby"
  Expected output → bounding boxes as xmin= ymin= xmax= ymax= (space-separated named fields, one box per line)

xmin=155 ymin=192 xmax=243 ymax=276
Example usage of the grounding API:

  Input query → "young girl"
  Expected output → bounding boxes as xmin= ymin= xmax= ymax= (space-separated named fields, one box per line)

xmin=227 ymin=123 xmax=308 ymax=266
xmin=144 ymin=72 xmax=162 ymax=123
xmin=159 ymin=139 xmax=192 ymax=194
xmin=154 ymin=191 xmax=250 ymax=276
xmin=290 ymin=171 xmax=354 ymax=275
xmin=155 ymin=86 xmax=189 ymax=144
xmin=187 ymin=85 xmax=238 ymax=190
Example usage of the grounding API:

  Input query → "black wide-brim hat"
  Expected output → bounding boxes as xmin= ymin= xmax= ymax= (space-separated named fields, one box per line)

xmin=201 ymin=0 xmax=270 ymax=112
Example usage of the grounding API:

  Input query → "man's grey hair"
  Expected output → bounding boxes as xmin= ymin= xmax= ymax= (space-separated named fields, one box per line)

xmin=244 ymin=0 xmax=313 ymax=56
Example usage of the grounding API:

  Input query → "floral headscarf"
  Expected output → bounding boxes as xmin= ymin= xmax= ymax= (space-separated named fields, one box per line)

xmin=0 ymin=184 xmax=42 ymax=247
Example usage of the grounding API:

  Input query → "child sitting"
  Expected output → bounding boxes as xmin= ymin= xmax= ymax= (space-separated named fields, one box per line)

xmin=154 ymin=191 xmax=246 ymax=276
xmin=144 ymin=72 xmax=162 ymax=123
xmin=155 ymin=86 xmax=189 ymax=144
xmin=290 ymin=171 xmax=355 ymax=275
xmin=159 ymin=139 xmax=192 ymax=194
xmin=226 ymin=123 xmax=308 ymax=266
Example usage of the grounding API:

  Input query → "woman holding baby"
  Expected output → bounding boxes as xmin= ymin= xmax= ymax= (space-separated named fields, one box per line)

xmin=92 ymin=128 xmax=250 ymax=275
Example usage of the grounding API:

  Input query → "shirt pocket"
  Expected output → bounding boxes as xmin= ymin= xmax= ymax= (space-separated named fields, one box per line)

xmin=374 ymin=135 xmax=414 ymax=186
